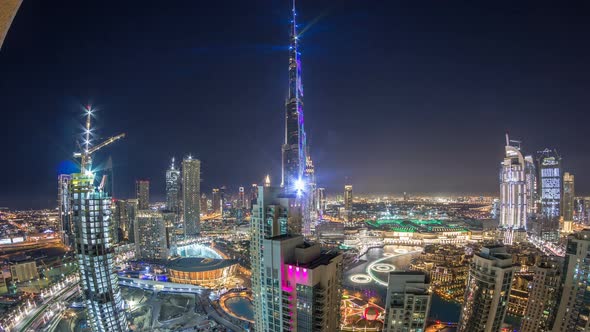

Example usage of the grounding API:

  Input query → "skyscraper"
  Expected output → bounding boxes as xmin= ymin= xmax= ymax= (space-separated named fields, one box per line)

xmin=249 ymin=183 xmax=258 ymax=209
xmin=212 ymin=188 xmax=221 ymax=214
xmin=250 ymin=185 xmax=298 ymax=331
xmin=57 ymin=174 xmax=72 ymax=246
xmin=537 ymin=149 xmax=562 ymax=218
xmin=344 ymin=184 xmax=353 ymax=225
xmin=520 ymin=257 xmax=562 ymax=332
xmin=317 ymin=187 xmax=326 ymax=214
xmin=458 ymin=245 xmax=514 ymax=332
xmin=102 ymin=156 xmax=114 ymax=197
xmin=112 ymin=199 xmax=128 ymax=242
xmin=261 ymin=234 xmax=343 ymax=331
xmin=562 ymin=172 xmax=574 ymax=221
xmin=238 ymin=186 xmax=245 ymax=209
xmin=499 ymin=135 xmax=527 ymax=243
xmin=524 ymin=155 xmax=537 ymax=216
xmin=126 ymin=199 xmax=138 ymax=243
xmin=135 ymin=211 xmax=168 ymax=260
xmin=182 ymin=156 xmax=200 ymax=236
xmin=552 ymin=230 xmax=590 ymax=331
xmin=383 ymin=272 xmax=432 ymax=332
xmin=281 ymin=0 xmax=307 ymax=191
xmin=135 ymin=179 xmax=150 ymax=210
xmin=71 ymin=172 xmax=128 ymax=332
xmin=536 ymin=149 xmax=562 ymax=241
xmin=165 ymin=157 xmax=180 ymax=213
xmin=70 ymin=106 xmax=127 ymax=332
xmin=200 ymin=193 xmax=208 ymax=214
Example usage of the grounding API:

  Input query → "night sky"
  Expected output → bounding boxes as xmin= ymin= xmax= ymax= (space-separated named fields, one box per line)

xmin=1 ymin=1 xmax=590 ymax=209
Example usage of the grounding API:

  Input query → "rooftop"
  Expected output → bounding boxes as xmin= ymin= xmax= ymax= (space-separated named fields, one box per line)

xmin=166 ymin=257 xmax=237 ymax=273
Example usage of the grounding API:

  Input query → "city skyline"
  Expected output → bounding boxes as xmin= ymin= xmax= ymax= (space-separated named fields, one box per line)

xmin=1 ymin=1 xmax=590 ymax=209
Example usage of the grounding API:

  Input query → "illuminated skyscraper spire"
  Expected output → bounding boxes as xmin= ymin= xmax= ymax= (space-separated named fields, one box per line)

xmin=282 ymin=0 xmax=307 ymax=190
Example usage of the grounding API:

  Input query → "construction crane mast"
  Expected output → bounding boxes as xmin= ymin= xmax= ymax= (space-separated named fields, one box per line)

xmin=73 ymin=105 xmax=125 ymax=175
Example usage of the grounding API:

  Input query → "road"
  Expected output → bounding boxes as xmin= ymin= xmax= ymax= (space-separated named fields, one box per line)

xmin=11 ymin=278 xmax=79 ymax=332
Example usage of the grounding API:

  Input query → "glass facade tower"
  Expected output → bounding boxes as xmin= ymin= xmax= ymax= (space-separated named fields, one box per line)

xmin=72 ymin=172 xmax=128 ymax=332
xmin=182 ymin=156 xmax=201 ymax=236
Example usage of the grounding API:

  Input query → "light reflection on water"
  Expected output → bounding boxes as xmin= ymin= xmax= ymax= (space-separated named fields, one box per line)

xmin=343 ymin=245 xmax=461 ymax=322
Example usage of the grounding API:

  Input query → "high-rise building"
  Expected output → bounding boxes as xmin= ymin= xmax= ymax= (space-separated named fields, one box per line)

xmin=69 ymin=106 xmax=127 ymax=332
xmin=536 ymin=149 xmax=562 ymax=241
xmin=182 ymin=156 xmax=200 ymax=236
xmin=537 ymin=149 xmax=562 ymax=218
xmin=499 ymin=135 xmax=527 ymax=243
xmin=0 ymin=0 xmax=22 ymax=50
xmin=200 ymin=193 xmax=208 ymax=214
xmin=261 ymin=234 xmax=343 ymax=331
xmin=102 ymin=156 xmax=114 ymax=197
xmin=58 ymin=174 xmax=72 ymax=246
xmin=251 ymin=185 xmax=298 ymax=331
xmin=165 ymin=157 xmax=180 ymax=213
xmin=135 ymin=179 xmax=150 ymax=210
xmin=249 ymin=183 xmax=258 ymax=209
xmin=317 ymin=187 xmax=326 ymax=214
xmin=562 ymin=172 xmax=574 ymax=221
xmin=344 ymin=184 xmax=353 ymax=225
xmin=112 ymin=199 xmax=128 ymax=242
xmin=524 ymin=155 xmax=537 ymax=216
xmin=238 ymin=186 xmax=245 ymax=209
xmin=126 ymin=199 xmax=138 ymax=243
xmin=71 ymin=172 xmax=128 ymax=332
xmin=220 ymin=185 xmax=227 ymax=211
xmin=520 ymin=257 xmax=563 ymax=332
xmin=135 ymin=211 xmax=168 ymax=260
xmin=281 ymin=0 xmax=307 ymax=191
xmin=212 ymin=188 xmax=221 ymax=214
xmin=458 ymin=245 xmax=514 ymax=332
xmin=383 ymin=272 xmax=432 ymax=332
xmin=552 ymin=230 xmax=590 ymax=331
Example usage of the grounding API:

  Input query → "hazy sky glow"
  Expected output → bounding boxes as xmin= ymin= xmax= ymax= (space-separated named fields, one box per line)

xmin=1 ymin=1 xmax=589 ymax=208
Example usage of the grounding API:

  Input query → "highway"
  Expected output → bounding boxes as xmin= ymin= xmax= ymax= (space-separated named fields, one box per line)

xmin=10 ymin=277 xmax=79 ymax=332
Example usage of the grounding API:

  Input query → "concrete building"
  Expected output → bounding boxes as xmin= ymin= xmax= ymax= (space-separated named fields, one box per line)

xmin=182 ymin=156 xmax=200 ymax=236
xmin=165 ymin=157 xmax=180 ymax=213
xmin=344 ymin=184 xmax=353 ymax=225
xmin=458 ymin=245 xmax=514 ymax=332
xmin=212 ymin=188 xmax=221 ymax=214
xmin=58 ymin=174 xmax=73 ymax=247
xmin=238 ymin=186 xmax=245 ymax=209
xmin=520 ymin=257 xmax=562 ymax=332
xmin=261 ymin=234 xmax=343 ymax=332
xmin=552 ymin=230 xmax=590 ymax=331
xmin=383 ymin=271 xmax=432 ymax=332
xmin=135 ymin=211 xmax=168 ymax=260
xmin=135 ymin=179 xmax=150 ymax=210
xmin=126 ymin=199 xmax=138 ymax=243
xmin=9 ymin=261 xmax=38 ymax=282
xmin=112 ymin=199 xmax=128 ymax=243
xmin=200 ymin=193 xmax=208 ymax=214
xmin=562 ymin=172 xmax=574 ymax=232
xmin=317 ymin=187 xmax=326 ymax=214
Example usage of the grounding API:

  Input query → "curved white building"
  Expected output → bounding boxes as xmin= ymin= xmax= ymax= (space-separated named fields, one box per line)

xmin=500 ymin=138 xmax=528 ymax=233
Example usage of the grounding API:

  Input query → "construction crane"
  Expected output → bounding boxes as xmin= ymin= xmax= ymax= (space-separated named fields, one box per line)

xmin=73 ymin=105 xmax=125 ymax=174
